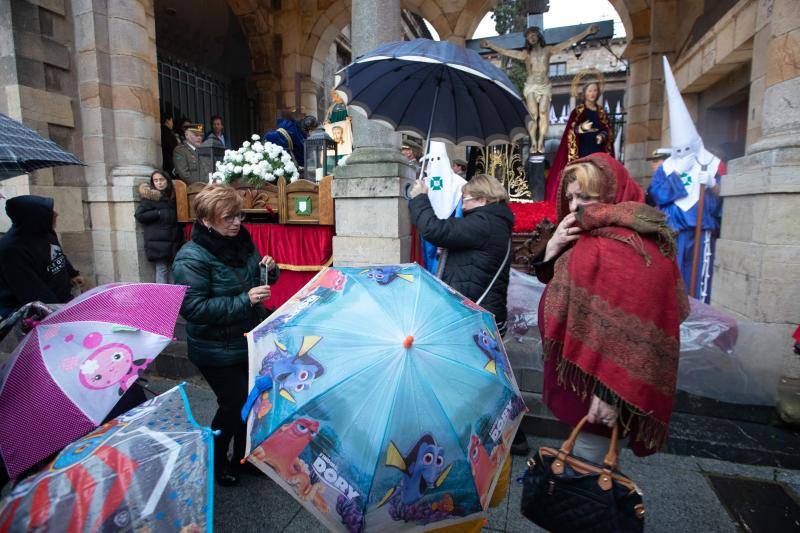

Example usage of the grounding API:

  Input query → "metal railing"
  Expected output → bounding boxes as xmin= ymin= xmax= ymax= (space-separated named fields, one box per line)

xmin=157 ymin=55 xmax=256 ymax=148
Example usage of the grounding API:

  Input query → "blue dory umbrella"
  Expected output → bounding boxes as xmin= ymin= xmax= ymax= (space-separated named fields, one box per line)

xmin=335 ymin=38 xmax=531 ymax=148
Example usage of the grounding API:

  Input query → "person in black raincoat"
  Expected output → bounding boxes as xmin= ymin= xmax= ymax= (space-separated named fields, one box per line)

xmin=0 ymin=195 xmax=83 ymax=319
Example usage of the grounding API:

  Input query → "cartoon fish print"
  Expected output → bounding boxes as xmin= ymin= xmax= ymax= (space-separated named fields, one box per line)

xmin=270 ymin=336 xmax=324 ymax=403
xmin=253 ymin=418 xmax=319 ymax=478
xmin=242 ymin=336 xmax=324 ymax=422
xmin=377 ymin=434 xmax=452 ymax=507
xmin=256 ymin=288 xmax=333 ymax=341
xmin=79 ymin=342 xmax=151 ymax=395
xmin=468 ymin=434 xmax=504 ymax=509
xmin=313 ymin=268 xmax=347 ymax=292
xmin=473 ymin=328 xmax=507 ymax=377
xmin=462 ymin=297 xmax=485 ymax=312
xmin=360 ymin=266 xmax=414 ymax=285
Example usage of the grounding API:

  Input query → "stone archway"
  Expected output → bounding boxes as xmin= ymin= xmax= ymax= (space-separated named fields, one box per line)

xmin=225 ymin=0 xmax=280 ymax=130
xmin=305 ymin=0 xmax=352 ymax=84
xmin=449 ymin=0 xmax=641 ymax=49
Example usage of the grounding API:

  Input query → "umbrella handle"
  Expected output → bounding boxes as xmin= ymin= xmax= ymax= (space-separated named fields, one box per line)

xmin=421 ymin=78 xmax=442 ymax=178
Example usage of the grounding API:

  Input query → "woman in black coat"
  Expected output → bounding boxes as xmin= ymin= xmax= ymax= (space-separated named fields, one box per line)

xmin=134 ymin=170 xmax=182 ymax=283
xmin=409 ymin=173 xmax=514 ymax=334
xmin=409 ymin=173 xmax=530 ymax=454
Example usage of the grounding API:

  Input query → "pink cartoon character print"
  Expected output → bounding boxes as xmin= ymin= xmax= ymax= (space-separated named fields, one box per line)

xmin=78 ymin=332 xmax=151 ymax=395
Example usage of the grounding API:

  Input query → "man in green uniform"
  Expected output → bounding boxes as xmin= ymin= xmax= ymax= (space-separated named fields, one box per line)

xmin=173 ymin=124 xmax=215 ymax=183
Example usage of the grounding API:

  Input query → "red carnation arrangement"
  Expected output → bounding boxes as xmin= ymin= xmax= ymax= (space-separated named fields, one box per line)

xmin=508 ymin=201 xmax=557 ymax=234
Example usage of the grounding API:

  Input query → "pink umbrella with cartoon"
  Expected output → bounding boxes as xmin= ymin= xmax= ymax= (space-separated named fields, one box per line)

xmin=0 ymin=283 xmax=186 ymax=480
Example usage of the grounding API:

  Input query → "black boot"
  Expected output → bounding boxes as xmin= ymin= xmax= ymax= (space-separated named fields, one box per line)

xmin=511 ymin=428 xmax=530 ymax=456
xmin=215 ymin=461 xmax=240 ymax=486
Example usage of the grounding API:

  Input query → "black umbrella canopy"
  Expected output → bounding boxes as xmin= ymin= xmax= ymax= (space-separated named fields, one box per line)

xmin=336 ymin=39 xmax=531 ymax=147
xmin=0 ymin=113 xmax=84 ymax=181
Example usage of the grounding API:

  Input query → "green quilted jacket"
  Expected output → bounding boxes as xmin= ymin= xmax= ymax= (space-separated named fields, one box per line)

xmin=172 ymin=240 xmax=278 ymax=367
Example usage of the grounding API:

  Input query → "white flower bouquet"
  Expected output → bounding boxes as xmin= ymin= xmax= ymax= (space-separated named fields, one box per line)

xmin=209 ymin=134 xmax=299 ymax=186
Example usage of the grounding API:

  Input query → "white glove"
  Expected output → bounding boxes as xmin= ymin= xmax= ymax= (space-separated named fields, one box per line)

xmin=697 ymin=168 xmax=717 ymax=187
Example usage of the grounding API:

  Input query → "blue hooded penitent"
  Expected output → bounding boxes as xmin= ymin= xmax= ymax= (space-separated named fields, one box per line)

xmin=264 ymin=119 xmax=308 ymax=166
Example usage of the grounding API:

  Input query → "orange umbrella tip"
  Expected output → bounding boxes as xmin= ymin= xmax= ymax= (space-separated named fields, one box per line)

xmin=403 ymin=335 xmax=414 ymax=349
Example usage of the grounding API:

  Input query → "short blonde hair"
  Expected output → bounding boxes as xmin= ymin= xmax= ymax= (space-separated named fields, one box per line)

xmin=463 ymin=174 xmax=509 ymax=204
xmin=563 ymin=162 xmax=602 ymax=199
xmin=193 ymin=185 xmax=243 ymax=223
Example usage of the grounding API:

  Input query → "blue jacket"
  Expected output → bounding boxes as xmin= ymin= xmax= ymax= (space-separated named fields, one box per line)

xmin=648 ymin=165 xmax=722 ymax=232
xmin=264 ymin=119 xmax=306 ymax=166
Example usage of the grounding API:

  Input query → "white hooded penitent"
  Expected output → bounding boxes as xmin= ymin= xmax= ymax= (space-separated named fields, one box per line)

xmin=420 ymin=141 xmax=466 ymax=220
xmin=662 ymin=56 xmax=720 ymax=212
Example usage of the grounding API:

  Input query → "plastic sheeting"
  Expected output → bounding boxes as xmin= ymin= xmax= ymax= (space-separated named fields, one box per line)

xmin=0 ymin=385 xmax=213 ymax=532
xmin=505 ymin=268 xmax=780 ymax=405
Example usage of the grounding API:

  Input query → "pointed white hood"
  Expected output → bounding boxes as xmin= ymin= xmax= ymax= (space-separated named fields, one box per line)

xmin=662 ymin=56 xmax=720 ymax=211
xmin=420 ymin=141 xmax=466 ymax=219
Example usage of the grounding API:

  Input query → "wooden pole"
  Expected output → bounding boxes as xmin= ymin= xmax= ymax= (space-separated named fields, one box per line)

xmin=689 ymin=184 xmax=706 ymax=299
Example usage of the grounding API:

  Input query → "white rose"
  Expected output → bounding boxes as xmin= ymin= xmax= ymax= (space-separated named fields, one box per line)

xmin=251 ymin=134 xmax=260 ymax=141
xmin=234 ymin=166 xmax=243 ymax=174
xmin=290 ymin=174 xmax=299 ymax=183
xmin=243 ymin=141 xmax=251 ymax=149
xmin=243 ymin=164 xmax=252 ymax=175
xmin=275 ymin=168 xmax=284 ymax=176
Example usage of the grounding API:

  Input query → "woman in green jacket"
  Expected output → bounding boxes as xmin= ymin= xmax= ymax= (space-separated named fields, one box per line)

xmin=173 ymin=185 xmax=279 ymax=486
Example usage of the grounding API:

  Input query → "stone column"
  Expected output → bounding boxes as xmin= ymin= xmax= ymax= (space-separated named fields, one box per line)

xmin=332 ymin=0 xmax=414 ymax=266
xmin=624 ymin=0 xmax=677 ymax=186
xmin=74 ymin=0 xmax=159 ymax=284
xmin=711 ymin=0 xmax=800 ymax=422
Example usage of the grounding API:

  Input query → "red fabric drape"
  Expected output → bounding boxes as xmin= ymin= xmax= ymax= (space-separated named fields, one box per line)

xmin=507 ymin=201 xmax=557 ymax=234
xmin=183 ymin=223 xmax=334 ymax=308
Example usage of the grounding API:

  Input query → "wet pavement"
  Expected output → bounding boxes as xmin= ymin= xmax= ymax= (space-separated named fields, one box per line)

xmin=150 ymin=376 xmax=800 ymax=533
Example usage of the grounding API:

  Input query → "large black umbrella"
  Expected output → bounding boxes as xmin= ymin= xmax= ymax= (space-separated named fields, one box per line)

xmin=335 ymin=38 xmax=531 ymax=149
xmin=0 ymin=113 xmax=84 ymax=180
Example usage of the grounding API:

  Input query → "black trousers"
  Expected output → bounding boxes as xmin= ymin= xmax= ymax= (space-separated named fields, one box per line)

xmin=198 ymin=362 xmax=248 ymax=470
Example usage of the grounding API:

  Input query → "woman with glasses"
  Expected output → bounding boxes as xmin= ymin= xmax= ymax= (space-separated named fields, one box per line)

xmin=173 ymin=185 xmax=279 ymax=486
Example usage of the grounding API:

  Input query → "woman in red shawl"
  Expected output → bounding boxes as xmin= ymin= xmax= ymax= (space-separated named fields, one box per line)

xmin=545 ymin=82 xmax=614 ymax=203
xmin=535 ymin=153 xmax=689 ymax=460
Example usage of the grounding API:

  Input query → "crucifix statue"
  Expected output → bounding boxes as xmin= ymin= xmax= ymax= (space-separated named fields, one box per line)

xmin=481 ymin=24 xmax=598 ymax=153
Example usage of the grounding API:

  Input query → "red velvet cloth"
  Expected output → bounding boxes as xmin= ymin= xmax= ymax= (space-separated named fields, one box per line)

xmin=508 ymin=201 xmax=557 ymax=234
xmin=183 ymin=223 xmax=334 ymax=308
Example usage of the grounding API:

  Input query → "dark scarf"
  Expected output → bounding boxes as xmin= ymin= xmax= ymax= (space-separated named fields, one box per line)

xmin=190 ymin=221 xmax=255 ymax=267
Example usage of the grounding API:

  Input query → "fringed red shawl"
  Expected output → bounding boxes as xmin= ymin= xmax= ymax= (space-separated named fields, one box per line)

xmin=542 ymin=153 xmax=690 ymax=453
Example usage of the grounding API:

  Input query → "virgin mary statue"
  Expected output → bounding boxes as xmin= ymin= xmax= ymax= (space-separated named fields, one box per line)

xmin=545 ymin=69 xmax=615 ymax=201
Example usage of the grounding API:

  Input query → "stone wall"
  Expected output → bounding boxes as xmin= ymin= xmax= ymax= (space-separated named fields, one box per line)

xmin=713 ymin=0 xmax=800 ymax=391
xmin=73 ymin=0 xmax=160 ymax=284
xmin=0 ymin=0 xmax=93 ymax=278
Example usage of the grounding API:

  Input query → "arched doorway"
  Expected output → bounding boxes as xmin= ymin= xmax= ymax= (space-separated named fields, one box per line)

xmin=154 ymin=0 xmax=257 ymax=147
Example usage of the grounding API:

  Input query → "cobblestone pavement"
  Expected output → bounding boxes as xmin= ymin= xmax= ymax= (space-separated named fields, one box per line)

xmin=148 ymin=377 xmax=800 ymax=533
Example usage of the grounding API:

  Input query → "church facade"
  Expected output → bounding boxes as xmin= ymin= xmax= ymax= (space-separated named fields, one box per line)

xmin=0 ymin=0 xmax=798 ymax=417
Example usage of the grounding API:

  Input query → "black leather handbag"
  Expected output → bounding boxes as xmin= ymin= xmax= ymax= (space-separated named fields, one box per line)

xmin=520 ymin=416 xmax=645 ymax=533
